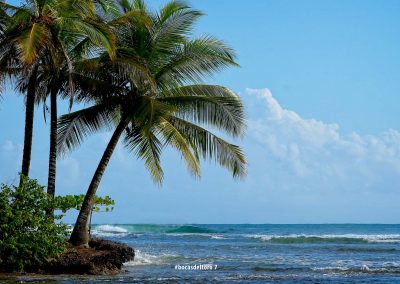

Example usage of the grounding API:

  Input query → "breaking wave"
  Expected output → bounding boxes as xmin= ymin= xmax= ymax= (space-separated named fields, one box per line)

xmin=166 ymin=225 xmax=215 ymax=234
xmin=245 ymin=234 xmax=400 ymax=244
xmin=124 ymin=250 xmax=182 ymax=266
xmin=90 ymin=224 xmax=215 ymax=235
xmin=92 ymin=225 xmax=129 ymax=237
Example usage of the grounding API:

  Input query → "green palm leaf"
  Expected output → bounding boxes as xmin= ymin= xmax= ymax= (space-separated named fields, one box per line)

xmin=158 ymin=117 xmax=200 ymax=177
xmin=167 ymin=116 xmax=247 ymax=179
xmin=57 ymin=102 xmax=120 ymax=155
xmin=159 ymin=85 xmax=245 ymax=137
xmin=58 ymin=17 xmax=116 ymax=59
xmin=131 ymin=0 xmax=148 ymax=12
xmin=150 ymin=2 xmax=202 ymax=59
xmin=108 ymin=9 xmax=151 ymax=27
xmin=124 ymin=124 xmax=164 ymax=183
xmin=16 ymin=23 xmax=50 ymax=64
xmin=156 ymin=35 xmax=238 ymax=86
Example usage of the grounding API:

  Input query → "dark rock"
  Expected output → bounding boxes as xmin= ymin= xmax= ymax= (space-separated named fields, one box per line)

xmin=42 ymin=238 xmax=135 ymax=275
xmin=89 ymin=238 xmax=135 ymax=264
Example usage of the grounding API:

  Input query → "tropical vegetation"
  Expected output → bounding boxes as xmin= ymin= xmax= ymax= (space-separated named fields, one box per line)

xmin=0 ymin=0 xmax=246 ymax=250
xmin=0 ymin=176 xmax=68 ymax=272
xmin=0 ymin=176 xmax=115 ymax=272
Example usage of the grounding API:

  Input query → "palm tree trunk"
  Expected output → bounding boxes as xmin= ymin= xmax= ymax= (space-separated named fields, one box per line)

xmin=21 ymin=67 xmax=38 ymax=178
xmin=47 ymin=87 xmax=57 ymax=211
xmin=69 ymin=119 xmax=128 ymax=247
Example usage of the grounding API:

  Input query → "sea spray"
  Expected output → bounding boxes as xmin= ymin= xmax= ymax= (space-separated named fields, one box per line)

xmin=244 ymin=234 xmax=400 ymax=244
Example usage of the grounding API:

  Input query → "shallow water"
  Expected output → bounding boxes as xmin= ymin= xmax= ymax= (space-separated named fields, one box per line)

xmin=3 ymin=224 xmax=400 ymax=283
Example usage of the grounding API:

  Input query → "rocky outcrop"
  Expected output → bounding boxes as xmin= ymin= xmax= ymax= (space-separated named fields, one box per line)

xmin=43 ymin=238 xmax=135 ymax=275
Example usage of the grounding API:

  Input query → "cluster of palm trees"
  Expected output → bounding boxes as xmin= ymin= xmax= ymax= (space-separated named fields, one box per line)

xmin=0 ymin=0 xmax=247 ymax=247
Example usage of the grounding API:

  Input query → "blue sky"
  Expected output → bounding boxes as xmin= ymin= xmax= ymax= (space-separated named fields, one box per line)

xmin=1 ymin=0 xmax=400 ymax=223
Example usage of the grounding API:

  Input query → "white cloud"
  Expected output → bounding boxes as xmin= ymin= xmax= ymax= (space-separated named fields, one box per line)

xmin=3 ymin=140 xmax=15 ymax=152
xmin=247 ymin=88 xmax=400 ymax=191
xmin=1 ymin=139 xmax=22 ymax=160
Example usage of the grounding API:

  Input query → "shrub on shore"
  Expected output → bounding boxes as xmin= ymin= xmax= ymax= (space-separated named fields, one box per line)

xmin=0 ymin=176 xmax=68 ymax=272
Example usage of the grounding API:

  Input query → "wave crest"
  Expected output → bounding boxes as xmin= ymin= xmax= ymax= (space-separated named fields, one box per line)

xmin=245 ymin=234 xmax=400 ymax=244
xmin=92 ymin=225 xmax=129 ymax=237
xmin=124 ymin=250 xmax=180 ymax=266
xmin=166 ymin=225 xmax=214 ymax=234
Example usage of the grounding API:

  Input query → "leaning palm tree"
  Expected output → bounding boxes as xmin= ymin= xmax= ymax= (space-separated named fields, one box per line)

xmin=0 ymin=0 xmax=116 ymax=194
xmin=58 ymin=0 xmax=247 ymax=247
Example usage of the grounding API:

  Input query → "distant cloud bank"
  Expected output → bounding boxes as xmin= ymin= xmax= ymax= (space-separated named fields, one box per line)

xmin=247 ymin=88 xmax=400 ymax=192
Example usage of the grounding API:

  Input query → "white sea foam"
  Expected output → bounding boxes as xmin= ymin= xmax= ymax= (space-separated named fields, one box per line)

xmin=211 ymin=235 xmax=227 ymax=240
xmin=312 ymin=264 xmax=400 ymax=274
xmin=124 ymin=250 xmax=177 ymax=266
xmin=244 ymin=234 xmax=400 ymax=243
xmin=92 ymin=224 xmax=129 ymax=237
xmin=95 ymin=224 xmax=128 ymax=233
xmin=124 ymin=250 xmax=161 ymax=266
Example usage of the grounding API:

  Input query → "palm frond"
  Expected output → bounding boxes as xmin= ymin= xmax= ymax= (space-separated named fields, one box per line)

xmin=158 ymin=117 xmax=200 ymax=177
xmin=151 ymin=1 xmax=203 ymax=54
xmin=94 ymin=0 xmax=120 ymax=18
xmin=167 ymin=116 xmax=247 ymax=179
xmin=112 ymin=56 xmax=156 ymax=93
xmin=155 ymin=35 xmax=238 ymax=86
xmin=16 ymin=23 xmax=50 ymax=64
xmin=108 ymin=9 xmax=151 ymax=27
xmin=58 ymin=17 xmax=116 ymax=59
xmin=60 ymin=71 xmax=126 ymax=103
xmin=0 ymin=73 xmax=4 ymax=99
xmin=159 ymin=1 xmax=191 ymax=22
xmin=124 ymin=124 xmax=164 ymax=183
xmin=69 ymin=37 xmax=93 ymax=59
xmin=51 ymin=0 xmax=96 ymax=18
xmin=72 ymin=52 xmax=156 ymax=96
xmin=159 ymin=85 xmax=245 ymax=137
xmin=57 ymin=102 xmax=119 ymax=155
xmin=0 ymin=1 xmax=21 ymax=12
xmin=118 ymin=0 xmax=132 ymax=13
xmin=0 ymin=3 xmax=10 ymax=38
xmin=131 ymin=0 xmax=147 ymax=12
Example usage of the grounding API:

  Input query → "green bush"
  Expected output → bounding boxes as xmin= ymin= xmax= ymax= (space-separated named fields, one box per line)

xmin=54 ymin=194 xmax=115 ymax=213
xmin=0 ymin=175 xmax=68 ymax=272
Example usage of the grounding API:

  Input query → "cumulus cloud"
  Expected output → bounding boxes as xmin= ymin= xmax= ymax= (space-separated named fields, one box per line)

xmin=1 ymin=139 xmax=22 ymax=161
xmin=3 ymin=140 xmax=15 ymax=152
xmin=247 ymin=88 xmax=400 ymax=192
xmin=2 ymin=140 xmax=22 ymax=153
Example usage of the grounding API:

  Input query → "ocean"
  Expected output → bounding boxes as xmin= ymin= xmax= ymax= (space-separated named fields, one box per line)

xmin=5 ymin=224 xmax=400 ymax=283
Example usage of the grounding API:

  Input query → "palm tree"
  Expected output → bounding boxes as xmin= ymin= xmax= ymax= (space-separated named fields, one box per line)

xmin=0 ymin=2 xmax=10 ymax=97
xmin=58 ymin=0 xmax=246 ymax=247
xmin=0 ymin=2 xmax=37 ymax=178
xmin=29 ymin=0 xmax=117 ymax=199
xmin=0 ymin=0 xmax=116 ymax=195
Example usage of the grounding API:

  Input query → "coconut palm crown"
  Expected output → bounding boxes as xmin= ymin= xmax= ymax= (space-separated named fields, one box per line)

xmin=57 ymin=0 xmax=247 ymax=247
xmin=0 ymin=0 xmax=116 ymax=189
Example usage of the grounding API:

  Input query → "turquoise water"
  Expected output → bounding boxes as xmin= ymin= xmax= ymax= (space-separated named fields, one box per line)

xmin=6 ymin=224 xmax=400 ymax=283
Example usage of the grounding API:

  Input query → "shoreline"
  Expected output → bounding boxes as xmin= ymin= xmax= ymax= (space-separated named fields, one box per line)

xmin=0 ymin=239 xmax=135 ymax=277
xmin=2 ymin=224 xmax=400 ymax=283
